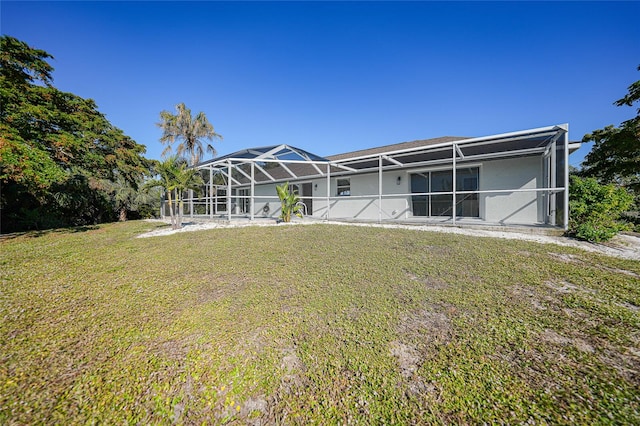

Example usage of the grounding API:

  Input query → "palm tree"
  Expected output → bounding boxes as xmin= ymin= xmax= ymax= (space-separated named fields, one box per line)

xmin=172 ymin=163 xmax=204 ymax=228
xmin=109 ymin=176 xmax=137 ymax=222
xmin=107 ymin=175 xmax=160 ymax=222
xmin=157 ymin=103 xmax=222 ymax=166
xmin=145 ymin=156 xmax=204 ymax=229
xmin=144 ymin=157 xmax=180 ymax=229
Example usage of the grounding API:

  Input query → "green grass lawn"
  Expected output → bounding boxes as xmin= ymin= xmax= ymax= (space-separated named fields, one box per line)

xmin=1 ymin=221 xmax=639 ymax=424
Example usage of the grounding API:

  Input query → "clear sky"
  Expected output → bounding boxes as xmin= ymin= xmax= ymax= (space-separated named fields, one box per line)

xmin=2 ymin=1 xmax=639 ymax=167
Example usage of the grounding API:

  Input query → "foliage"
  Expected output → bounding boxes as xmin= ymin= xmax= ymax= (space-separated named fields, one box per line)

xmin=0 ymin=35 xmax=152 ymax=232
xmin=567 ymin=175 xmax=634 ymax=242
xmin=580 ymin=66 xmax=640 ymax=195
xmin=276 ymin=181 xmax=303 ymax=222
xmin=1 ymin=222 xmax=639 ymax=424
xmin=103 ymin=175 xmax=162 ymax=221
xmin=144 ymin=156 xmax=203 ymax=229
xmin=157 ymin=103 xmax=222 ymax=166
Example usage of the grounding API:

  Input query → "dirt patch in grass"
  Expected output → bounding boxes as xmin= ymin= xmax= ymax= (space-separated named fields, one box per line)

xmin=555 ymin=253 xmax=583 ymax=263
xmin=258 ymin=348 xmax=309 ymax=424
xmin=510 ymin=285 xmax=548 ymax=311
xmin=241 ymin=396 xmax=269 ymax=421
xmin=404 ymin=271 xmax=449 ymax=290
xmin=600 ymin=347 xmax=640 ymax=384
xmin=545 ymin=280 xmax=581 ymax=294
xmin=393 ymin=307 xmax=452 ymax=397
xmin=397 ymin=308 xmax=452 ymax=344
xmin=540 ymin=329 xmax=595 ymax=353
xmin=619 ymin=301 xmax=640 ymax=313
xmin=553 ymin=252 xmax=640 ymax=278
xmin=194 ymin=284 xmax=228 ymax=305
xmin=389 ymin=340 xmax=433 ymax=397
xmin=148 ymin=337 xmax=196 ymax=361
xmin=390 ymin=341 xmax=421 ymax=379
xmin=281 ymin=348 xmax=304 ymax=377
xmin=277 ymin=285 xmax=302 ymax=315
xmin=608 ymin=267 xmax=640 ymax=278
xmin=276 ymin=347 xmax=308 ymax=398
xmin=536 ymin=327 xmax=640 ymax=388
xmin=232 ymin=328 xmax=271 ymax=361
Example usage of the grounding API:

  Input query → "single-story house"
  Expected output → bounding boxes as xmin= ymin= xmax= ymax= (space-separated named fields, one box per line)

xmin=173 ymin=124 xmax=579 ymax=229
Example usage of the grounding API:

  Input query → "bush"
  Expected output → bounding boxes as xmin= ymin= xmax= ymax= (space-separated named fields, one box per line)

xmin=567 ymin=176 xmax=634 ymax=242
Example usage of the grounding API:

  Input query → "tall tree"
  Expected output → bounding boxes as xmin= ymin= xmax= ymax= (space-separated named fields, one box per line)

xmin=157 ymin=103 xmax=222 ymax=166
xmin=144 ymin=156 xmax=203 ymax=229
xmin=580 ymin=66 xmax=640 ymax=194
xmin=0 ymin=36 xmax=152 ymax=231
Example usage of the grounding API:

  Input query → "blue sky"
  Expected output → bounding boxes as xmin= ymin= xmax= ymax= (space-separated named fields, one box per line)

xmin=2 ymin=1 xmax=639 ymax=167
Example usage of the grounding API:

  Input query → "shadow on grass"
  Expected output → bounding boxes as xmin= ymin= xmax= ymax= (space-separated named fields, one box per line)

xmin=0 ymin=224 xmax=101 ymax=241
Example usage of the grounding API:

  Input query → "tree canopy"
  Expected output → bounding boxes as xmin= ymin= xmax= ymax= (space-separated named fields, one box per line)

xmin=157 ymin=103 xmax=222 ymax=166
xmin=580 ymin=66 xmax=640 ymax=194
xmin=0 ymin=35 xmax=152 ymax=231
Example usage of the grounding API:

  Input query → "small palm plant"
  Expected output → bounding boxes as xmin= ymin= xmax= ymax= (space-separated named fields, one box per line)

xmin=276 ymin=182 xmax=304 ymax=223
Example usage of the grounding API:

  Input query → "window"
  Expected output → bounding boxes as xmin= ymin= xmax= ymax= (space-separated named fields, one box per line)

xmin=238 ymin=188 xmax=250 ymax=214
xmin=336 ymin=178 xmax=351 ymax=196
xmin=410 ymin=167 xmax=479 ymax=217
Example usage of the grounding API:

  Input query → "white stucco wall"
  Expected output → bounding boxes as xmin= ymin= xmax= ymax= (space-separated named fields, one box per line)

xmin=244 ymin=171 xmax=410 ymax=220
xmin=479 ymin=156 xmax=543 ymax=224
xmin=237 ymin=155 xmax=544 ymax=224
xmin=251 ymin=183 xmax=283 ymax=218
xmin=314 ymin=172 xmax=410 ymax=220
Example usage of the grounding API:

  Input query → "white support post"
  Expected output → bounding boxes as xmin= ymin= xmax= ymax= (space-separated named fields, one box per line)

xmin=227 ymin=160 xmax=232 ymax=221
xmin=543 ymin=152 xmax=549 ymax=224
xmin=326 ymin=163 xmax=331 ymax=221
xmin=189 ymin=189 xmax=193 ymax=218
xmin=563 ymin=126 xmax=570 ymax=230
xmin=378 ymin=156 xmax=383 ymax=223
xmin=452 ymin=144 xmax=456 ymax=226
xmin=550 ymin=140 xmax=557 ymax=226
xmin=209 ymin=167 xmax=213 ymax=218
xmin=250 ymin=162 xmax=255 ymax=221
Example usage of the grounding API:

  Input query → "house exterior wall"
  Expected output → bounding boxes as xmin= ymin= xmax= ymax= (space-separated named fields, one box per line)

xmin=251 ymin=184 xmax=282 ymax=217
xmin=239 ymin=155 xmax=544 ymax=225
xmin=479 ymin=156 xmax=543 ymax=224
xmin=244 ymin=172 xmax=409 ymax=220
xmin=312 ymin=172 xmax=409 ymax=220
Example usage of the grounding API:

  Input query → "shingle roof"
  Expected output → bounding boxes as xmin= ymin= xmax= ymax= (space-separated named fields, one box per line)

xmin=326 ymin=136 xmax=469 ymax=161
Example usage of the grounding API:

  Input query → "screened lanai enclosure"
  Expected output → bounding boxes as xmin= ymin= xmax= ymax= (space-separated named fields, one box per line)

xmin=162 ymin=124 xmax=578 ymax=229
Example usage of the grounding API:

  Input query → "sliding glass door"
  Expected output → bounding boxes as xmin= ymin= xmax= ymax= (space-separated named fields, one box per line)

xmin=456 ymin=168 xmax=479 ymax=217
xmin=410 ymin=167 xmax=479 ymax=217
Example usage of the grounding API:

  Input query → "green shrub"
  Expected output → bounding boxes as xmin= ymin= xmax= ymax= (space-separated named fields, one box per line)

xmin=275 ymin=182 xmax=303 ymax=222
xmin=568 ymin=176 xmax=634 ymax=242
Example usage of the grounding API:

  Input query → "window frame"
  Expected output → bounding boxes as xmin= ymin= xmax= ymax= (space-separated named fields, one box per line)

xmin=336 ymin=178 xmax=351 ymax=196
